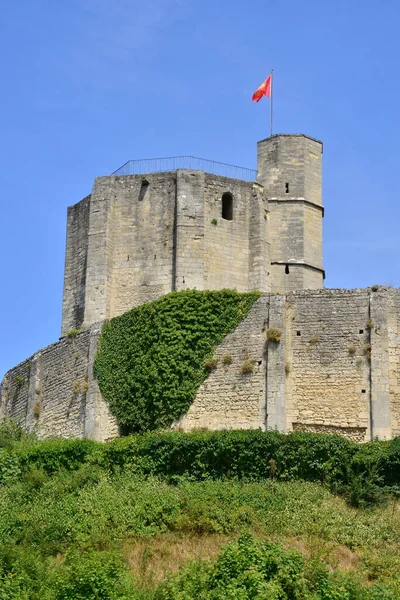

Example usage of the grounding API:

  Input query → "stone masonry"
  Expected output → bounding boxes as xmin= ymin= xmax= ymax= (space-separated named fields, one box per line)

xmin=1 ymin=287 xmax=399 ymax=442
xmin=1 ymin=133 xmax=399 ymax=442
xmin=61 ymin=134 xmax=322 ymax=336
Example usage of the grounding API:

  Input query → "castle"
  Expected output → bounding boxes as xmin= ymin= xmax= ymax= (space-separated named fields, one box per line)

xmin=61 ymin=134 xmax=324 ymax=335
xmin=1 ymin=134 xmax=399 ymax=442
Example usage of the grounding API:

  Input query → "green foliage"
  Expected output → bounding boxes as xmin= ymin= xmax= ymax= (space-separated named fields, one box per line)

xmin=51 ymin=551 xmax=133 ymax=600
xmin=93 ymin=290 xmax=260 ymax=433
xmin=0 ymin=460 xmax=400 ymax=598
xmin=155 ymin=534 xmax=400 ymax=599
xmin=0 ymin=449 xmax=21 ymax=484
xmin=14 ymin=438 xmax=97 ymax=473
xmin=1 ymin=422 xmax=400 ymax=505
xmin=0 ymin=419 xmax=36 ymax=450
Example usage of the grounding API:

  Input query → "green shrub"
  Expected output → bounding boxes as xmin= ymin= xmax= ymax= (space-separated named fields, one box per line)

xmin=14 ymin=438 xmax=97 ymax=474
xmin=155 ymin=533 xmax=398 ymax=599
xmin=0 ymin=449 xmax=21 ymax=484
xmin=0 ymin=419 xmax=36 ymax=450
xmin=51 ymin=550 xmax=132 ymax=600
xmin=93 ymin=290 xmax=260 ymax=434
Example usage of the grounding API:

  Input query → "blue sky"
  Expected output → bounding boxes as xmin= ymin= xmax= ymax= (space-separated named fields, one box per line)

xmin=1 ymin=0 xmax=399 ymax=377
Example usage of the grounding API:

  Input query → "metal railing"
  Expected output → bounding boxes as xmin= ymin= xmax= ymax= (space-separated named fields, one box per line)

xmin=112 ymin=156 xmax=257 ymax=181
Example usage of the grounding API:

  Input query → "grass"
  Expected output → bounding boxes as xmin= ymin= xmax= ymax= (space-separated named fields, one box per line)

xmin=0 ymin=466 xmax=400 ymax=597
xmin=266 ymin=327 xmax=282 ymax=342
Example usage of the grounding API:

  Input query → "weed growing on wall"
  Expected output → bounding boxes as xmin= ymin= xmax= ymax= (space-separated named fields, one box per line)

xmin=94 ymin=290 xmax=260 ymax=433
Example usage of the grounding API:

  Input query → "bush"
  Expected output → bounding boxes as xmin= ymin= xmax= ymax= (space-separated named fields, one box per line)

xmin=14 ymin=438 xmax=97 ymax=474
xmin=93 ymin=290 xmax=260 ymax=434
xmin=2 ymin=426 xmax=400 ymax=505
xmin=51 ymin=550 xmax=133 ymax=600
xmin=155 ymin=533 xmax=397 ymax=599
xmin=0 ymin=419 xmax=36 ymax=450
xmin=0 ymin=449 xmax=21 ymax=484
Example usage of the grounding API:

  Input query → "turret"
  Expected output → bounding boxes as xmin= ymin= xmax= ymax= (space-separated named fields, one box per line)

xmin=257 ymin=134 xmax=324 ymax=293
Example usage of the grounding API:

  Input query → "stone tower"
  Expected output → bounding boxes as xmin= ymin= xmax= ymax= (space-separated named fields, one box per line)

xmin=257 ymin=134 xmax=324 ymax=293
xmin=61 ymin=134 xmax=324 ymax=336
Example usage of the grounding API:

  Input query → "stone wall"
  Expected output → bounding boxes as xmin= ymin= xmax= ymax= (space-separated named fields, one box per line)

xmin=61 ymin=195 xmax=90 ymax=336
xmin=0 ymin=326 xmax=118 ymax=441
xmin=178 ymin=288 xmax=399 ymax=442
xmin=388 ymin=289 xmax=400 ymax=437
xmin=177 ymin=295 xmax=268 ymax=430
xmin=285 ymin=289 xmax=371 ymax=441
xmin=3 ymin=288 xmax=399 ymax=442
xmin=257 ymin=135 xmax=324 ymax=294
xmin=62 ymin=171 xmax=270 ymax=334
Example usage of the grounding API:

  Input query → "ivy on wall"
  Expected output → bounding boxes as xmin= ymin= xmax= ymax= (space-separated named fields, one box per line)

xmin=94 ymin=290 xmax=261 ymax=434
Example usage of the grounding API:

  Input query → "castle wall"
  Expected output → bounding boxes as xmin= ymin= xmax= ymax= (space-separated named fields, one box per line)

xmin=203 ymin=175 xmax=268 ymax=292
xmin=62 ymin=169 xmax=271 ymax=336
xmin=177 ymin=295 xmax=268 ymax=430
xmin=175 ymin=170 xmax=205 ymax=290
xmin=178 ymin=289 xmax=398 ymax=442
xmin=388 ymin=289 xmax=400 ymax=437
xmin=0 ymin=328 xmax=118 ymax=440
xmin=82 ymin=173 xmax=177 ymax=327
xmin=2 ymin=288 xmax=400 ymax=442
xmin=108 ymin=173 xmax=176 ymax=315
xmin=285 ymin=289 xmax=371 ymax=442
xmin=61 ymin=195 xmax=90 ymax=336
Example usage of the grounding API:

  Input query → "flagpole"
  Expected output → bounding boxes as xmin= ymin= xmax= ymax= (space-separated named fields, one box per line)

xmin=270 ymin=69 xmax=274 ymax=137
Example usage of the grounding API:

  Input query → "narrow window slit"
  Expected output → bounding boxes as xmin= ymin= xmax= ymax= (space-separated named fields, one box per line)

xmin=285 ymin=182 xmax=289 ymax=193
xmin=285 ymin=264 xmax=290 ymax=274
xmin=221 ymin=192 xmax=233 ymax=220
xmin=139 ymin=179 xmax=149 ymax=201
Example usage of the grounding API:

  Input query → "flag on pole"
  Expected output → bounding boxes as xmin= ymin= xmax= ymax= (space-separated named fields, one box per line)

xmin=252 ymin=74 xmax=272 ymax=102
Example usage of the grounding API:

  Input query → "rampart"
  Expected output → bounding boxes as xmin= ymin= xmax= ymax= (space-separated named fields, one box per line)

xmin=2 ymin=287 xmax=399 ymax=442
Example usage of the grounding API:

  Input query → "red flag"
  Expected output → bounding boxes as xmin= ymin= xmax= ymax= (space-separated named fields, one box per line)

xmin=252 ymin=74 xmax=272 ymax=102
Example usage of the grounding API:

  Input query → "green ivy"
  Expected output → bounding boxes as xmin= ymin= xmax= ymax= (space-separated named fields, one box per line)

xmin=93 ymin=290 xmax=261 ymax=434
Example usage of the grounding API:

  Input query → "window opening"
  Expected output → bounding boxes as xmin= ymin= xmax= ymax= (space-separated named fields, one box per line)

xmin=139 ymin=179 xmax=149 ymax=201
xmin=221 ymin=192 xmax=233 ymax=220
xmin=359 ymin=329 xmax=364 ymax=334
xmin=297 ymin=331 xmax=301 ymax=336
xmin=285 ymin=264 xmax=290 ymax=274
xmin=285 ymin=182 xmax=289 ymax=193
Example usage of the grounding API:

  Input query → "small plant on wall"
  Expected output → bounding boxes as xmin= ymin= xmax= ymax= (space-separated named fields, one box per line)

xmin=240 ymin=359 xmax=255 ymax=375
xmin=33 ymin=400 xmax=40 ymax=419
xmin=266 ymin=328 xmax=282 ymax=343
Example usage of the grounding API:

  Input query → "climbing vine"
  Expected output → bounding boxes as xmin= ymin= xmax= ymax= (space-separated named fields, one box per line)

xmin=94 ymin=289 xmax=260 ymax=434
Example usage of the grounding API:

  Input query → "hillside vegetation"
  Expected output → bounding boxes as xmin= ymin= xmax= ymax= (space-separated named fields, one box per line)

xmin=1 ymin=423 xmax=400 ymax=598
xmin=93 ymin=289 xmax=261 ymax=434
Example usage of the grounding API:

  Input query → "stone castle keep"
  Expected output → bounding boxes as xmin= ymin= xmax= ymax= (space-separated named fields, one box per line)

xmin=61 ymin=134 xmax=324 ymax=336
xmin=1 ymin=134 xmax=400 ymax=441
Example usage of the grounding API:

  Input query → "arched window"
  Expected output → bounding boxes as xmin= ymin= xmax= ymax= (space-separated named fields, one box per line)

xmin=221 ymin=192 xmax=233 ymax=220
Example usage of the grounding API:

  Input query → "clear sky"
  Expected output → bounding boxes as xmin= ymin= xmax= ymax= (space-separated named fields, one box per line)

xmin=1 ymin=0 xmax=399 ymax=377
